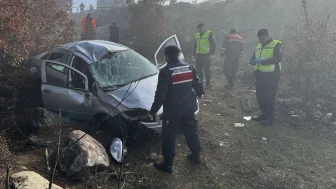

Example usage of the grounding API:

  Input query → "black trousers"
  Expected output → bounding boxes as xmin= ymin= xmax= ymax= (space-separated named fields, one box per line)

xmin=255 ymin=71 xmax=279 ymax=119
xmin=223 ymin=56 xmax=240 ymax=83
xmin=162 ymin=114 xmax=201 ymax=166
xmin=196 ymin=54 xmax=211 ymax=85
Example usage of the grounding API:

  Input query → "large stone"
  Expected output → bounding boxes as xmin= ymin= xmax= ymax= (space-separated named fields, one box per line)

xmin=57 ymin=130 xmax=110 ymax=177
xmin=10 ymin=171 xmax=63 ymax=189
xmin=28 ymin=108 xmax=74 ymax=133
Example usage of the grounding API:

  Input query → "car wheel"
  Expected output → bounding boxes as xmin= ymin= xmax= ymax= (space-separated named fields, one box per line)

xmin=94 ymin=114 xmax=128 ymax=147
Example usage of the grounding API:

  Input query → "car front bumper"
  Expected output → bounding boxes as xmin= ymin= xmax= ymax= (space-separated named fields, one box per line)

xmin=140 ymin=117 xmax=163 ymax=134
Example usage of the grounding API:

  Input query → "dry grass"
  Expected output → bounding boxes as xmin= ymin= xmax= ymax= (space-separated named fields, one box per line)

xmin=1 ymin=61 xmax=336 ymax=189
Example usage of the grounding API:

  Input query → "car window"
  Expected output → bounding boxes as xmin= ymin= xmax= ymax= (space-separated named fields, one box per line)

xmin=156 ymin=37 xmax=179 ymax=67
xmin=48 ymin=53 xmax=71 ymax=72
xmin=89 ymin=49 xmax=158 ymax=91
xmin=46 ymin=62 xmax=68 ymax=87
xmin=70 ymin=69 xmax=86 ymax=90
xmin=41 ymin=53 xmax=50 ymax=60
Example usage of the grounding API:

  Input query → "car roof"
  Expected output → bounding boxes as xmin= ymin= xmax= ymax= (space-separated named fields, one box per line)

xmin=55 ymin=40 xmax=129 ymax=63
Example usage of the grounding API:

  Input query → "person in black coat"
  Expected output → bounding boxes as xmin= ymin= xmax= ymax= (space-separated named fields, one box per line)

xmin=109 ymin=22 xmax=120 ymax=43
xmin=148 ymin=45 xmax=204 ymax=174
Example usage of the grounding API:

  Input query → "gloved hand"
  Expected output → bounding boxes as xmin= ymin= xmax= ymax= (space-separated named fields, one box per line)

xmin=192 ymin=56 xmax=196 ymax=62
xmin=249 ymin=58 xmax=262 ymax=65
xmin=254 ymin=59 xmax=262 ymax=64
xmin=209 ymin=55 xmax=215 ymax=60
xmin=249 ymin=58 xmax=256 ymax=65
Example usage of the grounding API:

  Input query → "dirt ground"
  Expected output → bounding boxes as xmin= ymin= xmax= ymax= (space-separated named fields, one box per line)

xmin=1 ymin=60 xmax=336 ymax=189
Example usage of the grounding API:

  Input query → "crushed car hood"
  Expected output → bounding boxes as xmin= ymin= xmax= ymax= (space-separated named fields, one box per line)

xmin=106 ymin=74 xmax=163 ymax=114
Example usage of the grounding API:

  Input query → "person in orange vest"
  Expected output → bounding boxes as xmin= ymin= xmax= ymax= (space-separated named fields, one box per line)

xmin=220 ymin=28 xmax=244 ymax=88
xmin=81 ymin=13 xmax=96 ymax=40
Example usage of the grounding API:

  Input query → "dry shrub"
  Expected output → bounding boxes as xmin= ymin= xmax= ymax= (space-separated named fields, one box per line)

xmin=129 ymin=0 xmax=170 ymax=60
xmin=0 ymin=0 xmax=75 ymax=110
xmin=282 ymin=0 xmax=336 ymax=105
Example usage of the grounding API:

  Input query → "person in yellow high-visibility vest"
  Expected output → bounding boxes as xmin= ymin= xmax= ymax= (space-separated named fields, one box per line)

xmin=193 ymin=23 xmax=216 ymax=89
xmin=250 ymin=29 xmax=284 ymax=125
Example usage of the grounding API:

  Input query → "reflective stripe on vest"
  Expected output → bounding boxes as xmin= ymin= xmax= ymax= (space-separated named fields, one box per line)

xmin=195 ymin=30 xmax=211 ymax=54
xmin=254 ymin=40 xmax=282 ymax=72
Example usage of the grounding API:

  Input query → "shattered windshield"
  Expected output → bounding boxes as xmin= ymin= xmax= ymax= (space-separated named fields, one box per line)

xmin=89 ymin=49 xmax=158 ymax=90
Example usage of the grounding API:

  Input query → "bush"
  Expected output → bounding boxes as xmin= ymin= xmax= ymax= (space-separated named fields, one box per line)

xmin=282 ymin=0 xmax=336 ymax=104
xmin=129 ymin=0 xmax=170 ymax=60
xmin=0 ymin=0 xmax=75 ymax=110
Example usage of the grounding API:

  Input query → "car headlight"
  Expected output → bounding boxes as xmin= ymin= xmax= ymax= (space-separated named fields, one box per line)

xmin=110 ymin=137 xmax=123 ymax=163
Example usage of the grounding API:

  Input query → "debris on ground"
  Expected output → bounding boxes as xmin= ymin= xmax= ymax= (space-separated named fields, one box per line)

xmin=261 ymin=137 xmax=267 ymax=144
xmin=224 ymin=133 xmax=230 ymax=137
xmin=201 ymin=99 xmax=213 ymax=103
xmin=313 ymin=111 xmax=324 ymax=119
xmin=243 ymin=116 xmax=252 ymax=121
xmin=324 ymin=113 xmax=333 ymax=119
xmin=234 ymin=123 xmax=245 ymax=127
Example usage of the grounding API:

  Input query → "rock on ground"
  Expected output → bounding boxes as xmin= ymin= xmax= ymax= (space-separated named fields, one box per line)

xmin=10 ymin=171 xmax=63 ymax=189
xmin=28 ymin=108 xmax=75 ymax=133
xmin=57 ymin=130 xmax=110 ymax=177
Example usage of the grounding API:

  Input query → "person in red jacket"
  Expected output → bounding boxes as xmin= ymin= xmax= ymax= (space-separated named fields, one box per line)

xmin=220 ymin=29 xmax=244 ymax=87
xmin=81 ymin=13 xmax=96 ymax=40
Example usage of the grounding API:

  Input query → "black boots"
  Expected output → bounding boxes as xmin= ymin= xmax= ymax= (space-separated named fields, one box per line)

xmin=154 ymin=154 xmax=202 ymax=174
xmin=252 ymin=115 xmax=265 ymax=121
xmin=187 ymin=154 xmax=202 ymax=164
xmin=261 ymin=118 xmax=273 ymax=125
xmin=252 ymin=115 xmax=273 ymax=125
xmin=154 ymin=162 xmax=172 ymax=174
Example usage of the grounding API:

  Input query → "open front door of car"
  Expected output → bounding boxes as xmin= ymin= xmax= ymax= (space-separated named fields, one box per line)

xmin=154 ymin=34 xmax=184 ymax=69
xmin=41 ymin=60 xmax=94 ymax=121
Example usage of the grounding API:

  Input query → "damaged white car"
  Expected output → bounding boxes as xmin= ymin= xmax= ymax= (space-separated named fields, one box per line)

xmin=30 ymin=35 xmax=198 ymax=162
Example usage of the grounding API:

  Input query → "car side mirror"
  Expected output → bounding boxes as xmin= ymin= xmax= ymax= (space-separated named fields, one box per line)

xmin=30 ymin=67 xmax=38 ymax=74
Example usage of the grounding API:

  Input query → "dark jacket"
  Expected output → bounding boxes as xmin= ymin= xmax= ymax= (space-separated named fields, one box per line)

xmin=220 ymin=33 xmax=244 ymax=58
xmin=252 ymin=37 xmax=283 ymax=77
xmin=150 ymin=60 xmax=204 ymax=118
xmin=193 ymin=31 xmax=217 ymax=56
xmin=109 ymin=25 xmax=120 ymax=43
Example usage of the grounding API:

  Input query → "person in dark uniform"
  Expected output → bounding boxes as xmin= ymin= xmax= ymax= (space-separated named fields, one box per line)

xmin=250 ymin=29 xmax=283 ymax=125
xmin=148 ymin=46 xmax=204 ymax=174
xmin=109 ymin=22 xmax=120 ymax=43
xmin=220 ymin=28 xmax=244 ymax=87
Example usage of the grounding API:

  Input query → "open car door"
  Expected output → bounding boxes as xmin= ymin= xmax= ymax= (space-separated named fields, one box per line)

xmin=41 ymin=60 xmax=93 ymax=121
xmin=154 ymin=35 xmax=184 ymax=69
